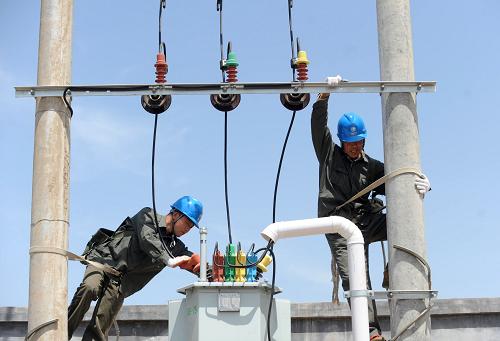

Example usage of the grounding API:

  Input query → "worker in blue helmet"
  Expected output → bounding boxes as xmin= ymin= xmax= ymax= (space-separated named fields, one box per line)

xmin=311 ymin=81 xmax=431 ymax=341
xmin=68 ymin=196 xmax=204 ymax=340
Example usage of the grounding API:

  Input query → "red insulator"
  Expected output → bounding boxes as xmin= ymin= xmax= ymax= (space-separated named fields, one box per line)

xmin=154 ymin=53 xmax=168 ymax=83
xmin=296 ymin=63 xmax=309 ymax=81
xmin=213 ymin=249 xmax=225 ymax=282
xmin=226 ymin=66 xmax=238 ymax=83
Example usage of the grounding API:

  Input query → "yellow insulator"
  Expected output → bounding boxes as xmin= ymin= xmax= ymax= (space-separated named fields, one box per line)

xmin=235 ymin=250 xmax=246 ymax=282
xmin=257 ymin=254 xmax=273 ymax=273
xmin=295 ymin=50 xmax=310 ymax=65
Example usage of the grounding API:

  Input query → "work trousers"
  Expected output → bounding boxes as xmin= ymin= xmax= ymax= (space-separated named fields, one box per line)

xmin=68 ymin=265 xmax=123 ymax=340
xmin=325 ymin=211 xmax=387 ymax=333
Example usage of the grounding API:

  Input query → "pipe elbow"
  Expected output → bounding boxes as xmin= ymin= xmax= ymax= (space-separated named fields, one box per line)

xmin=260 ymin=216 xmax=364 ymax=246
xmin=261 ymin=222 xmax=280 ymax=243
xmin=329 ymin=216 xmax=364 ymax=245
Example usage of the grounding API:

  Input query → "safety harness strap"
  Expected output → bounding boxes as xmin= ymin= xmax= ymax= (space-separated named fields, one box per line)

xmin=29 ymin=246 xmax=121 ymax=277
xmin=336 ymin=167 xmax=423 ymax=211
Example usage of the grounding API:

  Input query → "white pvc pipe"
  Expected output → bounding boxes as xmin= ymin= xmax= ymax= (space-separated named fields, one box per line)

xmin=199 ymin=227 xmax=208 ymax=282
xmin=261 ymin=216 xmax=369 ymax=341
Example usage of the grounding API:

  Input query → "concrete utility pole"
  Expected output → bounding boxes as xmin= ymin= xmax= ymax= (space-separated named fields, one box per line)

xmin=376 ymin=1 xmax=431 ymax=340
xmin=28 ymin=0 xmax=73 ymax=340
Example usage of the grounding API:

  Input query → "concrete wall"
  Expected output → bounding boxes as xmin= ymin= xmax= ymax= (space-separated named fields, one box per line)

xmin=2 ymin=298 xmax=499 ymax=340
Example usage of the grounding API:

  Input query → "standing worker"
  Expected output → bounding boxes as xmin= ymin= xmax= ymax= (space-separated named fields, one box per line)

xmin=68 ymin=196 xmax=204 ymax=340
xmin=311 ymin=77 xmax=431 ymax=341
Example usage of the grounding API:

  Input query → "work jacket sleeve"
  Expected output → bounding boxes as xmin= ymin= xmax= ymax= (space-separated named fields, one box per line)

xmin=370 ymin=158 xmax=386 ymax=196
xmin=311 ymin=99 xmax=335 ymax=162
xmin=132 ymin=208 xmax=172 ymax=265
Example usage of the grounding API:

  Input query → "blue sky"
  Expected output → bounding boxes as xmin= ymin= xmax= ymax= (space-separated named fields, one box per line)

xmin=1 ymin=0 xmax=499 ymax=307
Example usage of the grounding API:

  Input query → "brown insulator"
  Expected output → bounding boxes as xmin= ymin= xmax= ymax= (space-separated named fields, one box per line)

xmin=154 ymin=53 xmax=168 ymax=83
xmin=296 ymin=63 xmax=309 ymax=81
xmin=226 ymin=66 xmax=238 ymax=83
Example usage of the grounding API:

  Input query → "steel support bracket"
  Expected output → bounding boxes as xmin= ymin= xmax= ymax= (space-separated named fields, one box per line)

xmin=370 ymin=290 xmax=438 ymax=300
xmin=344 ymin=290 xmax=374 ymax=298
xmin=15 ymin=81 xmax=437 ymax=98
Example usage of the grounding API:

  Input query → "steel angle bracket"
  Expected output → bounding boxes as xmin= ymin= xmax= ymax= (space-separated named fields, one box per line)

xmin=366 ymin=290 xmax=438 ymax=300
xmin=388 ymin=290 xmax=438 ymax=300
xmin=344 ymin=290 xmax=374 ymax=298
xmin=346 ymin=290 xmax=438 ymax=300
xmin=15 ymin=81 xmax=436 ymax=98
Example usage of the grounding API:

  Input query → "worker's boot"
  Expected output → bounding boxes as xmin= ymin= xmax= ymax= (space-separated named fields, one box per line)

xmin=370 ymin=334 xmax=386 ymax=341
xmin=382 ymin=263 xmax=389 ymax=290
xmin=369 ymin=327 xmax=386 ymax=341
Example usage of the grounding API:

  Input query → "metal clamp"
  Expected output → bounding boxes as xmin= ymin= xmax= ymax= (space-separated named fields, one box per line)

xmin=388 ymin=290 xmax=438 ymax=300
xmin=344 ymin=290 xmax=374 ymax=298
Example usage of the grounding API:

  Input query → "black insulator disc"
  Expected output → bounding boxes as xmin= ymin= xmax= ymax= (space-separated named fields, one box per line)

xmin=210 ymin=94 xmax=241 ymax=112
xmin=141 ymin=95 xmax=172 ymax=114
xmin=280 ymin=93 xmax=310 ymax=111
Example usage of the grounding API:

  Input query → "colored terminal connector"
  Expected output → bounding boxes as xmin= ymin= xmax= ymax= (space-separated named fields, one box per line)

xmin=295 ymin=50 xmax=310 ymax=81
xmin=154 ymin=52 xmax=168 ymax=83
xmin=235 ymin=243 xmax=246 ymax=282
xmin=246 ymin=244 xmax=258 ymax=282
xmin=212 ymin=242 xmax=225 ymax=282
xmin=142 ymin=52 xmax=171 ymax=114
xmin=211 ymin=41 xmax=241 ymax=112
xmin=257 ymin=254 xmax=273 ymax=273
xmin=224 ymin=243 xmax=236 ymax=282
xmin=225 ymin=51 xmax=239 ymax=83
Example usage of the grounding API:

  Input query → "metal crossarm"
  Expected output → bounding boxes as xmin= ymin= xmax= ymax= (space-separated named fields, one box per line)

xmin=15 ymin=81 xmax=436 ymax=98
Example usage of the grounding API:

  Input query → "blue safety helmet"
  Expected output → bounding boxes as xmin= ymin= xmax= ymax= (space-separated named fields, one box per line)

xmin=337 ymin=112 xmax=367 ymax=142
xmin=170 ymin=196 xmax=203 ymax=228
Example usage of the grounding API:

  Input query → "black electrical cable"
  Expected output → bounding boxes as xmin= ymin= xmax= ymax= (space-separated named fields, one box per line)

xmin=287 ymin=0 xmax=296 ymax=81
xmin=223 ymin=111 xmax=233 ymax=244
xmin=266 ymin=245 xmax=277 ymax=341
xmin=217 ymin=0 xmax=226 ymax=82
xmin=272 ymin=111 xmax=296 ymax=223
xmin=63 ymin=85 xmax=151 ymax=118
xmin=263 ymin=3 xmax=300 ymax=337
xmin=151 ymin=114 xmax=162 ymax=235
xmin=150 ymin=0 xmax=175 ymax=259
xmin=217 ymin=0 xmax=232 ymax=244
xmin=158 ymin=0 xmax=167 ymax=53
xmin=63 ymin=88 xmax=73 ymax=117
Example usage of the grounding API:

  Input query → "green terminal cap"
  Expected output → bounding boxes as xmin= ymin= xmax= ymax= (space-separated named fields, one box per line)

xmin=226 ymin=243 xmax=236 ymax=254
xmin=226 ymin=52 xmax=239 ymax=67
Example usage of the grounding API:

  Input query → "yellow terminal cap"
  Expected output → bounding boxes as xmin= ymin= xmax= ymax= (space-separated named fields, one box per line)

xmin=235 ymin=250 xmax=246 ymax=282
xmin=295 ymin=50 xmax=310 ymax=65
xmin=257 ymin=254 xmax=273 ymax=272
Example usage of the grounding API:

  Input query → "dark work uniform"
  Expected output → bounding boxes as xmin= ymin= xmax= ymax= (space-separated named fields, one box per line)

xmin=68 ymin=207 xmax=192 ymax=340
xmin=311 ymin=99 xmax=386 ymax=333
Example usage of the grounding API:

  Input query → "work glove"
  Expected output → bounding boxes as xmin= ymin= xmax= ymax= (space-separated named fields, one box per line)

xmin=178 ymin=253 xmax=201 ymax=273
xmin=318 ymin=75 xmax=343 ymax=101
xmin=167 ymin=255 xmax=191 ymax=268
xmin=415 ymin=174 xmax=431 ymax=198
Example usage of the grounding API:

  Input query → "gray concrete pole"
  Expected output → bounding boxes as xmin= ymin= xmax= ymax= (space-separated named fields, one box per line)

xmin=28 ymin=0 xmax=73 ymax=340
xmin=376 ymin=1 xmax=431 ymax=340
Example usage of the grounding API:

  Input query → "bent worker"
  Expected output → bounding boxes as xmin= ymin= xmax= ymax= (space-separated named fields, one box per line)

xmin=311 ymin=85 xmax=431 ymax=340
xmin=68 ymin=195 xmax=204 ymax=340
